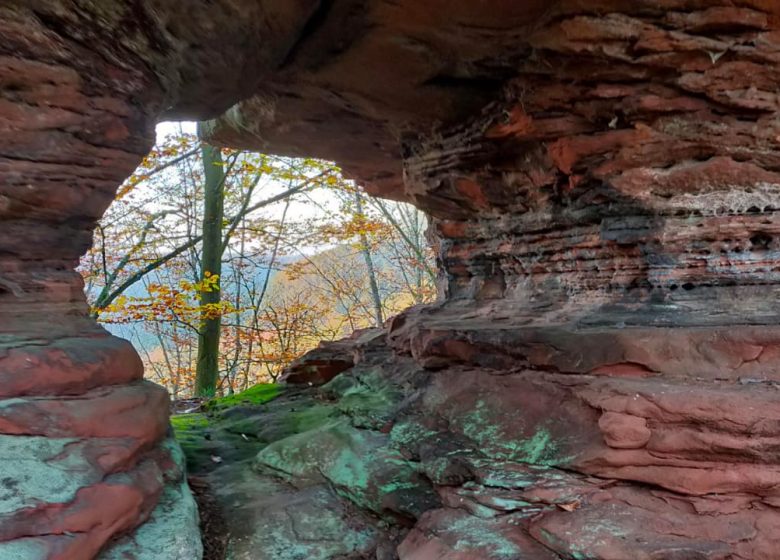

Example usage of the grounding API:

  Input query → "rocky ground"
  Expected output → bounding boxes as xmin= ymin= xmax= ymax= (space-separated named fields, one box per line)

xmin=174 ymin=322 xmax=780 ymax=560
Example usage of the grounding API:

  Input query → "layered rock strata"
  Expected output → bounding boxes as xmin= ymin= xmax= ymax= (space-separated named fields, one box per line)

xmin=1 ymin=0 xmax=362 ymax=555
xmin=181 ymin=330 xmax=780 ymax=559
xmin=205 ymin=3 xmax=780 ymax=559
xmin=0 ymin=14 xmax=178 ymax=560
xmin=0 ymin=2 xmax=231 ymax=557
xmin=3 ymin=0 xmax=780 ymax=558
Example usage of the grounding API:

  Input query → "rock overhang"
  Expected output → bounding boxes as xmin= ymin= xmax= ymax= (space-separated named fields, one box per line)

xmin=5 ymin=1 xmax=780 ymax=558
xmin=198 ymin=1 xmax=780 ymax=330
xmin=199 ymin=0 xmax=556 ymax=200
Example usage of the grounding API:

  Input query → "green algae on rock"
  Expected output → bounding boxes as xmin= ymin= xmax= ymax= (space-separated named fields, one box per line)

xmin=254 ymin=419 xmax=438 ymax=519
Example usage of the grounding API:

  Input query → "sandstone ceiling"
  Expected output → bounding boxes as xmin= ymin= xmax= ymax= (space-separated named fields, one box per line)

xmin=5 ymin=0 xmax=555 ymax=197
xmin=14 ymin=1 xmax=779 ymax=203
xmin=201 ymin=0 xmax=553 ymax=199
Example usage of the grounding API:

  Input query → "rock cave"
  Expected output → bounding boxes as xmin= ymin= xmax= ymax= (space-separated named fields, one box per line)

xmin=2 ymin=1 xmax=780 ymax=558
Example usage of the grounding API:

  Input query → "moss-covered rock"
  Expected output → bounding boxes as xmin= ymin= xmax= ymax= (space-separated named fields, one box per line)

xmin=170 ymin=413 xmax=213 ymax=472
xmin=202 ymin=383 xmax=281 ymax=412
xmin=255 ymin=420 xmax=438 ymax=519
xmin=170 ymin=351 xmax=438 ymax=557
xmin=171 ymin=384 xmax=283 ymax=472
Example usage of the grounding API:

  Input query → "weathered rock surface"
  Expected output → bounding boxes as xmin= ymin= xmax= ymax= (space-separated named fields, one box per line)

xmin=0 ymin=0 xmax=297 ymax=555
xmin=197 ymin=4 xmax=780 ymax=557
xmin=280 ymin=327 xmax=387 ymax=386
xmin=99 ymin=441 xmax=203 ymax=560
xmin=4 ymin=0 xmax=780 ymax=558
xmin=179 ymin=328 xmax=780 ymax=559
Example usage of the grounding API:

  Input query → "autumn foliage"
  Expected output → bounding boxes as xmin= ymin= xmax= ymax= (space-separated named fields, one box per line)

xmin=80 ymin=127 xmax=435 ymax=397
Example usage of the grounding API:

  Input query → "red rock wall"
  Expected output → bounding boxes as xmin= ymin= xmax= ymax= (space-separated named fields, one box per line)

xmin=0 ymin=6 xmax=169 ymax=558
xmin=383 ymin=5 xmax=780 ymax=557
xmin=0 ymin=1 xmax=351 ymax=555
xmin=243 ymin=2 xmax=780 ymax=557
xmin=391 ymin=3 xmax=780 ymax=377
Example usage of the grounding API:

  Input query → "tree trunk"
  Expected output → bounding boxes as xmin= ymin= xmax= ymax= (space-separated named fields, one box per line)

xmin=354 ymin=190 xmax=384 ymax=327
xmin=194 ymin=124 xmax=225 ymax=397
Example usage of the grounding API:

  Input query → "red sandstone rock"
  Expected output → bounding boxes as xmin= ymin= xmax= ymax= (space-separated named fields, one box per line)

xmin=0 ymin=336 xmax=144 ymax=397
xmin=598 ymin=411 xmax=651 ymax=449
xmin=281 ymin=328 xmax=386 ymax=385
xmin=0 ymin=381 xmax=169 ymax=444
xmin=280 ymin=341 xmax=355 ymax=386
xmin=5 ymin=1 xmax=780 ymax=558
xmin=399 ymin=508 xmax=559 ymax=560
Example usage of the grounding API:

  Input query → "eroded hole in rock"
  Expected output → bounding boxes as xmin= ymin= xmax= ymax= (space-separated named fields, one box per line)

xmin=751 ymin=232 xmax=773 ymax=249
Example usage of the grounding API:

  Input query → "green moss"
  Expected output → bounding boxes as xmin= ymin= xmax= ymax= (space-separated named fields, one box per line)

xmin=203 ymin=383 xmax=281 ymax=411
xmin=170 ymin=413 xmax=209 ymax=432
xmin=285 ymin=404 xmax=338 ymax=434
xmin=171 ymin=386 xmax=337 ymax=474
xmin=170 ymin=413 xmax=213 ymax=471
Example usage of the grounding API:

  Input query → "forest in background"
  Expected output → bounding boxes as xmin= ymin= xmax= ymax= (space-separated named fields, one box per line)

xmin=79 ymin=126 xmax=436 ymax=398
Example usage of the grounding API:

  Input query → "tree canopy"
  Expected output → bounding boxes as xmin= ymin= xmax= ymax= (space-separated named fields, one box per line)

xmin=80 ymin=126 xmax=436 ymax=397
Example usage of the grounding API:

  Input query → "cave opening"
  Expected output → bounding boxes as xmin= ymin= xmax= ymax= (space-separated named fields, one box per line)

xmin=3 ymin=2 xmax=780 ymax=559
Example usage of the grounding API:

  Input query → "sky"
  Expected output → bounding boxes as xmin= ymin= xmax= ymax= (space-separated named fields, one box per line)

xmin=156 ymin=119 xmax=196 ymax=137
xmin=155 ymin=120 xmax=342 ymax=225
